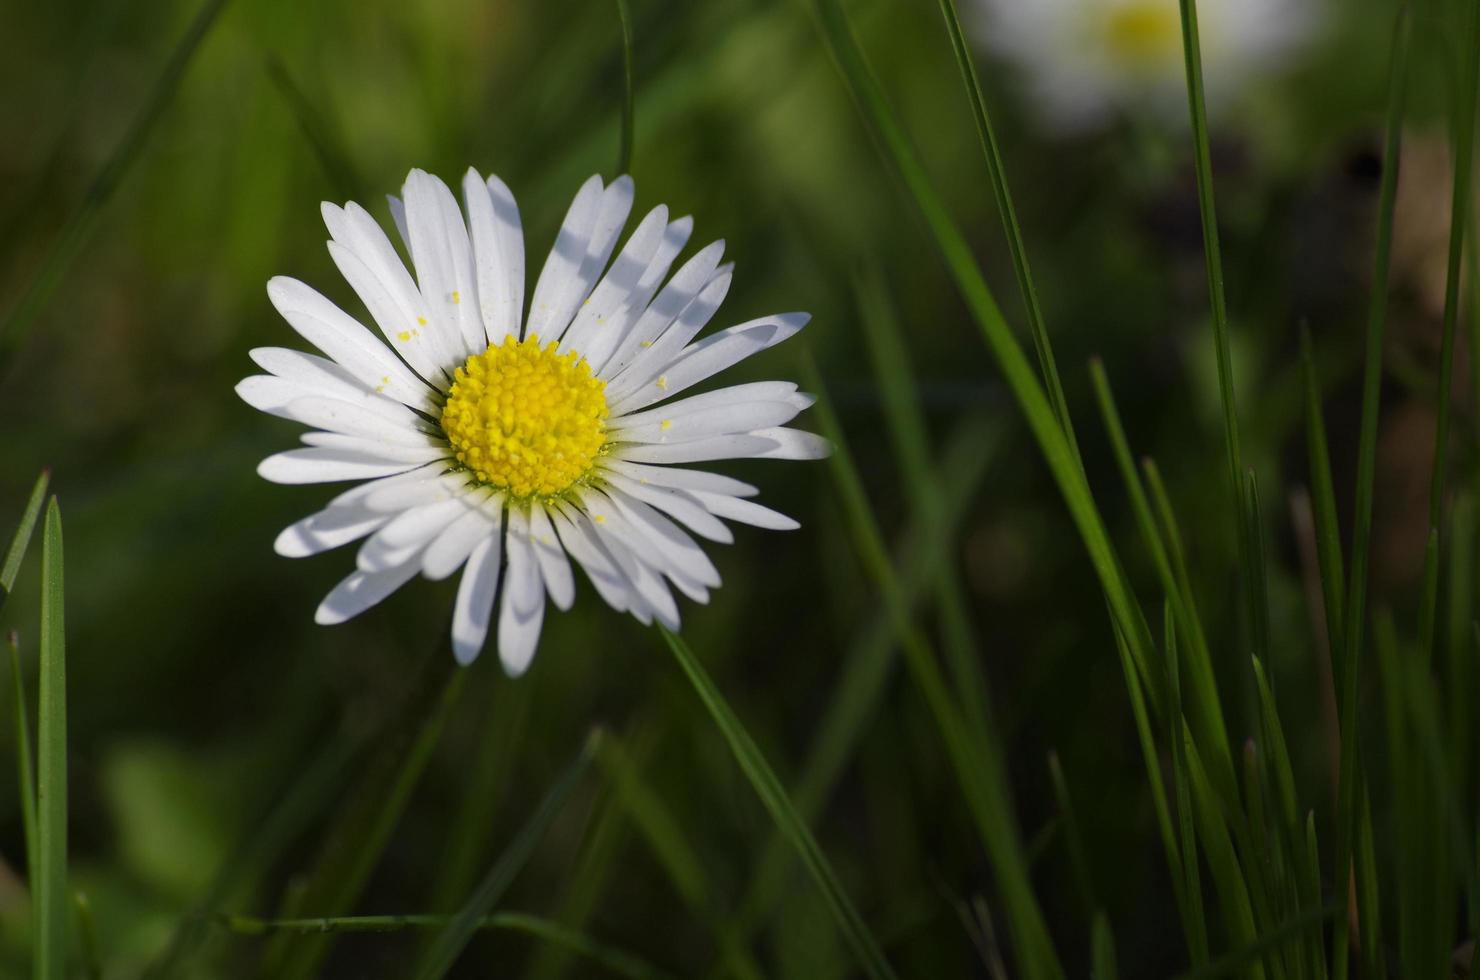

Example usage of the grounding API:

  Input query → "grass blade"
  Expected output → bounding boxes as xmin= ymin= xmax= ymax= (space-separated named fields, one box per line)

xmin=806 ymin=0 xmax=1165 ymax=735
xmin=9 ymin=632 xmax=38 ymax=892
xmin=265 ymin=54 xmax=366 ymax=201
xmin=661 ymin=628 xmax=900 ymax=980
xmin=1092 ymin=913 xmax=1119 ymax=980
xmin=0 ymin=0 xmax=233 ymax=365
xmin=225 ymin=911 xmax=675 ymax=980
xmin=35 ymin=498 xmax=66 ymax=980
xmin=1 ymin=470 xmax=52 ymax=614
xmin=415 ymin=733 xmax=599 ymax=980
xmin=1174 ymin=907 xmax=1337 ymax=980
xmin=1047 ymin=751 xmax=1096 ymax=918
xmin=73 ymin=892 xmax=101 ymax=980
xmin=1333 ymin=11 xmax=1411 ymax=976
xmin=803 ymin=356 xmax=1062 ymax=979
xmin=929 ymin=0 xmax=1081 ymax=464
xmin=1420 ymin=0 xmax=1480 ymax=659
xmin=1300 ymin=329 xmax=1345 ymax=656
xmin=615 ymin=0 xmax=635 ymax=174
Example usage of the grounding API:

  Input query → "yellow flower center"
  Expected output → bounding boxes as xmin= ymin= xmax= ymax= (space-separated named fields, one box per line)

xmin=440 ymin=334 xmax=609 ymax=498
xmin=1103 ymin=2 xmax=1181 ymax=67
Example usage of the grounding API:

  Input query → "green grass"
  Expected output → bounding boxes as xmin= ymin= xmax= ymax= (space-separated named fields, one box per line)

xmin=35 ymin=499 xmax=66 ymax=980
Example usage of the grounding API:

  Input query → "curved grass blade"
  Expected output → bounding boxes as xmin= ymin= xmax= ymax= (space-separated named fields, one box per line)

xmin=805 ymin=0 xmax=1164 ymax=737
xmin=615 ymin=0 xmax=635 ymax=174
xmin=929 ymin=0 xmax=1080 ymax=465
xmin=1 ymin=470 xmax=51 ymax=614
xmin=415 ymin=733 xmax=599 ymax=979
xmin=224 ymin=910 xmax=674 ymax=980
xmin=661 ymin=628 xmax=900 ymax=980
xmin=0 ymin=0 xmax=233 ymax=366
xmin=803 ymin=358 xmax=1061 ymax=979
xmin=725 ymin=414 xmax=1000 ymax=959
xmin=36 ymin=499 xmax=66 ymax=980
xmin=8 ymin=632 xmax=38 ymax=891
xmin=1333 ymin=12 xmax=1411 ymax=976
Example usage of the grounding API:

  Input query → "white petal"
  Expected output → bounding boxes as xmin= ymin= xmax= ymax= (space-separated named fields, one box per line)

xmin=606 ymin=269 xmax=732 ymax=396
xmin=585 ymin=515 xmax=680 ymax=628
xmin=361 ymin=471 xmax=468 ymax=512
xmin=386 ymin=195 xmax=410 ymax=249
xmin=375 ymin=496 xmax=471 ymax=550
xmin=275 ymin=506 xmax=390 ymax=558
xmin=464 ymin=169 xmax=525 ymax=344
xmin=742 ymin=427 xmax=833 ymax=460
xmin=403 ymin=169 xmax=484 ymax=360
xmin=610 ymin=313 xmax=809 ymax=415
xmin=326 ymin=463 xmax=447 ymax=507
xmin=604 ymin=488 xmax=720 ymax=589
xmin=599 ymin=471 xmax=732 ymax=544
xmin=315 ymin=558 xmax=422 ymax=625
xmin=540 ymin=176 xmax=636 ymax=342
xmin=246 ymin=347 xmax=433 ymax=418
xmin=524 ymin=175 xmax=604 ymax=341
xmin=690 ymin=491 xmax=800 ymax=531
xmin=608 ymin=400 xmax=804 ymax=446
xmin=281 ymin=396 xmax=435 ymax=447
xmin=599 ymin=239 xmax=725 ymax=380
xmin=498 ymin=523 xmax=546 ymax=676
xmin=319 ymin=203 xmax=444 ymax=387
xmin=548 ymin=506 xmax=632 ymax=613
xmin=357 ymin=533 xmax=423 ymax=573
xmin=609 ymin=382 xmax=801 ymax=429
xmin=559 ymin=204 xmax=667 ymax=358
xmin=452 ymin=535 xmax=501 ymax=665
xmin=296 ymin=433 xmax=448 ymax=465
xmin=258 ymin=447 xmax=425 ymax=484
xmin=599 ymin=459 xmax=758 ymax=498
xmin=585 ymin=216 xmax=696 ymax=377
xmin=266 ymin=277 xmax=431 ymax=406
xmin=423 ymin=495 xmax=501 ymax=581
xmin=611 ymin=434 xmax=778 ymax=465
xmin=527 ymin=503 xmax=575 ymax=610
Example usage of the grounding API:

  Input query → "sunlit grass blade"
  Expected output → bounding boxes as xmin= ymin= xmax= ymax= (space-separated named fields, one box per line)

xmin=36 ymin=499 xmax=66 ymax=980
xmin=8 ymin=632 xmax=38 ymax=893
xmin=615 ymin=0 xmax=635 ymax=174
xmin=1420 ymin=0 xmax=1480 ymax=660
xmin=265 ymin=54 xmax=366 ymax=201
xmin=929 ymin=0 xmax=1081 ymax=465
xmin=803 ymin=356 xmax=1061 ymax=979
xmin=1300 ymin=329 xmax=1345 ymax=656
xmin=854 ymin=270 xmax=993 ymax=743
xmin=596 ymin=732 xmax=764 ymax=980
xmin=805 ymin=0 xmax=1161 ymax=721
xmin=1183 ymin=731 xmax=1263 ymax=980
xmin=0 ymin=0 xmax=232 ymax=364
xmin=1333 ymin=11 xmax=1411 ymax=976
xmin=661 ymin=627 xmax=900 ymax=980
xmin=415 ymin=733 xmax=599 ymax=980
xmin=1 ymin=469 xmax=51 ymax=614
xmin=225 ymin=910 xmax=675 ymax=980
xmin=264 ymin=664 xmax=467 ymax=980
xmin=726 ymin=413 xmax=999 ymax=956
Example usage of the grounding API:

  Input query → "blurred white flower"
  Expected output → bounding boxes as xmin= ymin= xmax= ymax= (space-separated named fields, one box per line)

xmin=973 ymin=0 xmax=1319 ymax=130
xmin=239 ymin=169 xmax=825 ymax=674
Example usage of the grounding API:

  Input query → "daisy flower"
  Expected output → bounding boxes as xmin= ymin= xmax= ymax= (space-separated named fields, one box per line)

xmin=238 ymin=169 xmax=826 ymax=674
xmin=972 ymin=0 xmax=1319 ymax=130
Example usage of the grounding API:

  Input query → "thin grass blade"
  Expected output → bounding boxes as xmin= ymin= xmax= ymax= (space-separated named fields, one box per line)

xmin=415 ymin=734 xmax=599 ymax=980
xmin=8 ymin=632 xmax=38 ymax=887
xmin=615 ymin=0 xmax=635 ymax=174
xmin=661 ymin=627 xmax=900 ymax=980
xmin=35 ymin=499 xmax=66 ymax=980
xmin=1 ymin=469 xmax=51 ymax=614
xmin=265 ymin=55 xmax=366 ymax=201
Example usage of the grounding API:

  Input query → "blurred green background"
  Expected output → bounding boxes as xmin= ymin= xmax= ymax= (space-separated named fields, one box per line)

xmin=0 ymin=0 xmax=1450 ymax=975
